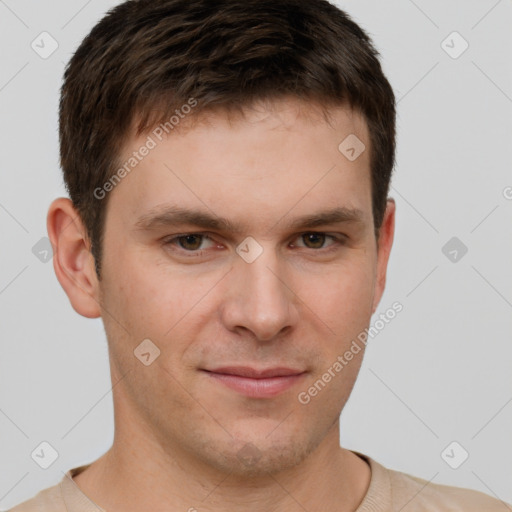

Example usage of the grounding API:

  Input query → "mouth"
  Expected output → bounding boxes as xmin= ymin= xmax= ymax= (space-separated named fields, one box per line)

xmin=201 ymin=366 xmax=307 ymax=398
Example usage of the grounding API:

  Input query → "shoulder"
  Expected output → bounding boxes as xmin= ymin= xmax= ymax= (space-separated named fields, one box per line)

xmin=386 ymin=463 xmax=509 ymax=511
xmin=6 ymin=463 xmax=100 ymax=512
xmin=353 ymin=451 xmax=510 ymax=512
xmin=7 ymin=481 xmax=64 ymax=512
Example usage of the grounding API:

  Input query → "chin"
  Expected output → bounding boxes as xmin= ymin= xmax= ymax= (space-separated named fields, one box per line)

xmin=195 ymin=429 xmax=319 ymax=478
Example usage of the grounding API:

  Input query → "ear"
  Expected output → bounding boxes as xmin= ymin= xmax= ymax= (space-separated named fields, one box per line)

xmin=47 ymin=198 xmax=101 ymax=318
xmin=371 ymin=198 xmax=396 ymax=314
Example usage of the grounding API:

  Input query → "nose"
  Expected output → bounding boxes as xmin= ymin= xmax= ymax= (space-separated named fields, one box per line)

xmin=219 ymin=245 xmax=299 ymax=341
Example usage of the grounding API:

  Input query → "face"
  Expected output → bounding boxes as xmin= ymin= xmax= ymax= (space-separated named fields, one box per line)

xmin=55 ymin=97 xmax=394 ymax=477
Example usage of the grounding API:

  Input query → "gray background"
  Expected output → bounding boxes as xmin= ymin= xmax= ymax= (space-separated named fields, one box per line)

xmin=1 ymin=0 xmax=511 ymax=508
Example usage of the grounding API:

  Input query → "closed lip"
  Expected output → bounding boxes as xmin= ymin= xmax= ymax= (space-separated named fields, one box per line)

xmin=203 ymin=366 xmax=306 ymax=379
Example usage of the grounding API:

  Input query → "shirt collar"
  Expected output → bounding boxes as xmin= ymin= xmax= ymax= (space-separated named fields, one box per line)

xmin=60 ymin=451 xmax=391 ymax=512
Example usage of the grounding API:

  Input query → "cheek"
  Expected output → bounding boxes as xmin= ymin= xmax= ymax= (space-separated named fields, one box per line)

xmin=296 ymin=260 xmax=375 ymax=336
xmin=297 ymin=268 xmax=372 ymax=410
xmin=100 ymin=253 xmax=175 ymax=338
xmin=103 ymin=256 xmax=221 ymax=352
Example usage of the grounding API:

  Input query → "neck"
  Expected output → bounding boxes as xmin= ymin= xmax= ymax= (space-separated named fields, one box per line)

xmin=73 ymin=422 xmax=371 ymax=512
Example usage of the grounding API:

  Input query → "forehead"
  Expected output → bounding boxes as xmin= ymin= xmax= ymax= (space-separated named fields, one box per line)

xmin=136 ymin=96 xmax=368 ymax=136
xmin=108 ymin=97 xmax=372 ymax=230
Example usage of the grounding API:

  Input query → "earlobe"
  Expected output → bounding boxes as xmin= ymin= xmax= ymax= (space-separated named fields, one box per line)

xmin=371 ymin=198 xmax=396 ymax=314
xmin=47 ymin=197 xmax=102 ymax=319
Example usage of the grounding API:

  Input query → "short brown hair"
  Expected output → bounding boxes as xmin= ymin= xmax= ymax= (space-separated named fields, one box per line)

xmin=59 ymin=0 xmax=396 ymax=278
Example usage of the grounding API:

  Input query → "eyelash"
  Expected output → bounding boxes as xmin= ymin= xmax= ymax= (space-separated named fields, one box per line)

xmin=162 ymin=232 xmax=347 ymax=257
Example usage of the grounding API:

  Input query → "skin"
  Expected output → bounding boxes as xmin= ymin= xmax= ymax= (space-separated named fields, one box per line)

xmin=48 ymin=97 xmax=395 ymax=512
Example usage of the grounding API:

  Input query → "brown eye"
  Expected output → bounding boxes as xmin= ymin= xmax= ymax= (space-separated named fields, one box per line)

xmin=301 ymin=232 xmax=327 ymax=249
xmin=176 ymin=234 xmax=204 ymax=250
xmin=291 ymin=232 xmax=344 ymax=252
xmin=163 ymin=233 xmax=217 ymax=257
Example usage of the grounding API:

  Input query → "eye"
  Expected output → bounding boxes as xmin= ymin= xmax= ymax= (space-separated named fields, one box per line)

xmin=164 ymin=234 xmax=216 ymax=252
xmin=291 ymin=232 xmax=343 ymax=250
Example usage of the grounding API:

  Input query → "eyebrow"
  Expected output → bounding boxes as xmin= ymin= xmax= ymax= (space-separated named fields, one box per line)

xmin=133 ymin=205 xmax=365 ymax=234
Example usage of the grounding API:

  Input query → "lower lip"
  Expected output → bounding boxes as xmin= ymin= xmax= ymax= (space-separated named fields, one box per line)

xmin=203 ymin=371 xmax=306 ymax=398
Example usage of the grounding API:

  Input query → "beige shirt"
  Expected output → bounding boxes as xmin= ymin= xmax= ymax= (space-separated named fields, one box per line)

xmin=8 ymin=451 xmax=509 ymax=511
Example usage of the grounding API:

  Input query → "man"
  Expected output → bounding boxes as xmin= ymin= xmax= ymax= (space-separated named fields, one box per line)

xmin=10 ymin=0 xmax=509 ymax=510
